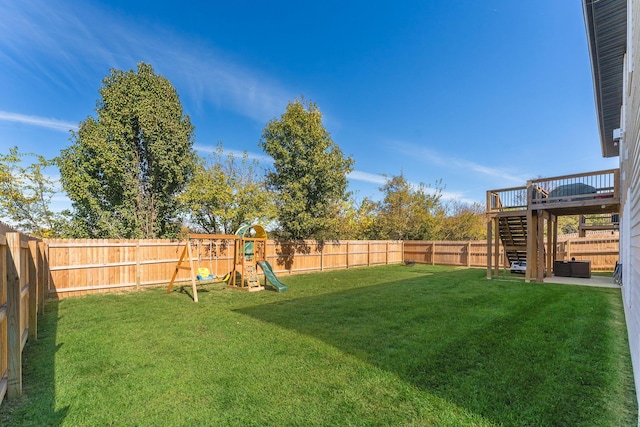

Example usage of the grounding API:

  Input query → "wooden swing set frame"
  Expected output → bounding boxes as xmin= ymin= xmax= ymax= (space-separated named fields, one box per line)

xmin=166 ymin=230 xmax=268 ymax=302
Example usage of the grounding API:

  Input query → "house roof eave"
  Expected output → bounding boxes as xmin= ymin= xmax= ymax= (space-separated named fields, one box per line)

xmin=583 ymin=0 xmax=626 ymax=158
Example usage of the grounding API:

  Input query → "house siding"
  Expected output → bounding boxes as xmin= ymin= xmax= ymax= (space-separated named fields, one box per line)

xmin=622 ymin=0 xmax=640 ymax=419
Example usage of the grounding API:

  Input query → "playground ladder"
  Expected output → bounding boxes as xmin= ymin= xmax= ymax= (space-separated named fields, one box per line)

xmin=244 ymin=264 xmax=260 ymax=286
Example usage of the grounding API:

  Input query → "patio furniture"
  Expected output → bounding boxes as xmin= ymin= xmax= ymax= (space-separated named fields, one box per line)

xmin=554 ymin=260 xmax=591 ymax=279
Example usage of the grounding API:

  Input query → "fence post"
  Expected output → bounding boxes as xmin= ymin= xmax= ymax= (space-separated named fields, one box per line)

xmin=36 ymin=242 xmax=45 ymax=316
xmin=135 ymin=240 xmax=141 ymax=290
xmin=346 ymin=241 xmax=350 ymax=269
xmin=467 ymin=241 xmax=471 ymax=267
xmin=386 ymin=242 xmax=389 ymax=265
xmin=28 ymin=241 xmax=37 ymax=340
xmin=0 ymin=234 xmax=7 ymax=404
xmin=431 ymin=242 xmax=435 ymax=265
xmin=40 ymin=241 xmax=49 ymax=312
xmin=6 ymin=233 xmax=22 ymax=398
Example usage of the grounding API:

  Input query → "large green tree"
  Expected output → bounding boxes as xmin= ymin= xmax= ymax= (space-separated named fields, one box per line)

xmin=377 ymin=174 xmax=444 ymax=240
xmin=0 ymin=147 xmax=66 ymax=237
xmin=58 ymin=63 xmax=196 ymax=238
xmin=322 ymin=197 xmax=380 ymax=240
xmin=180 ymin=144 xmax=275 ymax=234
xmin=440 ymin=201 xmax=486 ymax=241
xmin=260 ymin=98 xmax=354 ymax=239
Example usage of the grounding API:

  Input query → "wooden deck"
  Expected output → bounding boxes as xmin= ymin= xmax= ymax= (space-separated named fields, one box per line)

xmin=486 ymin=169 xmax=620 ymax=281
xmin=487 ymin=169 xmax=620 ymax=216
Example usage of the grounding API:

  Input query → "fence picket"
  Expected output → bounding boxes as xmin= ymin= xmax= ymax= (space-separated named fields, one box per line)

xmin=35 ymin=235 xmax=619 ymax=299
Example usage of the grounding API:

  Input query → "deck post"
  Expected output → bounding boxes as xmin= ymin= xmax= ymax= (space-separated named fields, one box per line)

xmin=552 ymin=218 xmax=558 ymax=274
xmin=487 ymin=217 xmax=493 ymax=279
xmin=546 ymin=214 xmax=554 ymax=279
xmin=493 ymin=217 xmax=500 ymax=275
xmin=536 ymin=211 xmax=546 ymax=281
xmin=526 ymin=210 xmax=535 ymax=282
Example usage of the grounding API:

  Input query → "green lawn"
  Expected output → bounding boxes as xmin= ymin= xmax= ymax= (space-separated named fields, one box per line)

xmin=1 ymin=265 xmax=636 ymax=426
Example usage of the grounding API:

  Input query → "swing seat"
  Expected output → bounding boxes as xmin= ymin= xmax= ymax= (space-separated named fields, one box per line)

xmin=196 ymin=267 xmax=214 ymax=281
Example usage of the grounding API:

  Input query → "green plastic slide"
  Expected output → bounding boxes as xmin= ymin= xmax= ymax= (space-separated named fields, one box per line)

xmin=257 ymin=261 xmax=288 ymax=292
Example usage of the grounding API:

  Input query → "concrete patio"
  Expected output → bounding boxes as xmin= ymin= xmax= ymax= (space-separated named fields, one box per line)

xmin=544 ymin=274 xmax=619 ymax=288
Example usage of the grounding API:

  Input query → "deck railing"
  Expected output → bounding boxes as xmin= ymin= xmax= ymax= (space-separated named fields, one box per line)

xmin=487 ymin=169 xmax=620 ymax=212
xmin=486 ymin=186 xmax=528 ymax=212
xmin=529 ymin=169 xmax=619 ymax=206
xmin=581 ymin=213 xmax=620 ymax=227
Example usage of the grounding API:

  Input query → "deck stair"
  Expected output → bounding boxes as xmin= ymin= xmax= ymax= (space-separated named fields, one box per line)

xmin=498 ymin=215 xmax=527 ymax=264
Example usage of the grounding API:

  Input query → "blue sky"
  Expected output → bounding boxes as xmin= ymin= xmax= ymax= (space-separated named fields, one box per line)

xmin=0 ymin=0 xmax=618 ymax=213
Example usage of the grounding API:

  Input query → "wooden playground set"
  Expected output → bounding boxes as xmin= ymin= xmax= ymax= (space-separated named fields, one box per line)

xmin=166 ymin=224 xmax=287 ymax=302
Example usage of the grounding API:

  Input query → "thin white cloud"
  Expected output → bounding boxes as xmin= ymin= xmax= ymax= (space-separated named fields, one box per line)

xmin=409 ymin=181 xmax=471 ymax=204
xmin=394 ymin=141 xmax=527 ymax=185
xmin=348 ymin=170 xmax=387 ymax=185
xmin=348 ymin=169 xmax=478 ymax=204
xmin=0 ymin=111 xmax=77 ymax=132
xmin=225 ymin=149 xmax=273 ymax=164
xmin=0 ymin=1 xmax=291 ymax=124
xmin=193 ymin=144 xmax=273 ymax=164
xmin=439 ymin=191 xmax=480 ymax=206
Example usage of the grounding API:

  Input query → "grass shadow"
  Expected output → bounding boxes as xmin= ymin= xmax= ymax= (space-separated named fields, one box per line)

xmin=236 ymin=267 xmax=636 ymax=425
xmin=0 ymin=299 xmax=69 ymax=426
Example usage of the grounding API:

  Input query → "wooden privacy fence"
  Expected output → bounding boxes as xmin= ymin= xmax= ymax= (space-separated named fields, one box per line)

xmin=404 ymin=240 xmax=489 ymax=267
xmin=557 ymin=235 xmax=619 ymax=268
xmin=403 ymin=235 xmax=619 ymax=271
xmin=0 ymin=227 xmax=43 ymax=407
xmin=42 ymin=236 xmax=620 ymax=298
xmin=43 ymin=239 xmax=405 ymax=298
